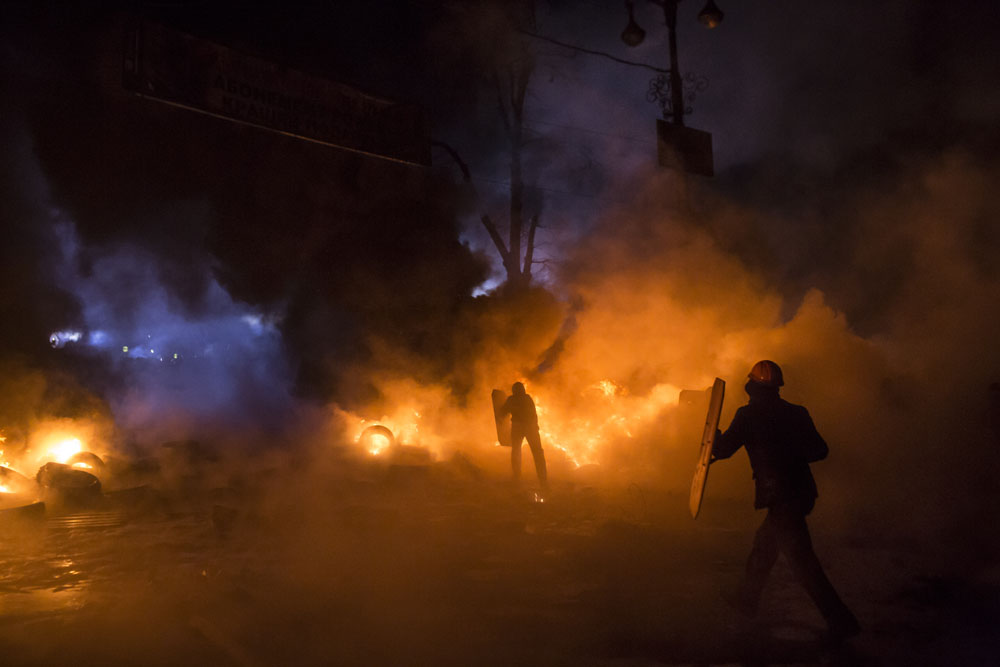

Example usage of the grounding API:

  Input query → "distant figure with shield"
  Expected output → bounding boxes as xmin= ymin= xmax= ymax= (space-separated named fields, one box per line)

xmin=712 ymin=360 xmax=860 ymax=642
xmin=499 ymin=382 xmax=548 ymax=489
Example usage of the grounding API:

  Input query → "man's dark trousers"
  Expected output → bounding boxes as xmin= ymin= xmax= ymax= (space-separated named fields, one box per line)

xmin=511 ymin=425 xmax=547 ymax=484
xmin=741 ymin=501 xmax=856 ymax=627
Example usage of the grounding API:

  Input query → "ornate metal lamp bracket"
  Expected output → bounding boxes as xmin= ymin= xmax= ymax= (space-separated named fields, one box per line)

xmin=646 ymin=71 xmax=709 ymax=120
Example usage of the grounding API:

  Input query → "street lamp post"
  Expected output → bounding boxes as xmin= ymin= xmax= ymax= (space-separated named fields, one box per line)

xmin=622 ymin=0 xmax=723 ymax=176
xmin=662 ymin=0 xmax=685 ymax=127
xmin=623 ymin=0 xmax=723 ymax=127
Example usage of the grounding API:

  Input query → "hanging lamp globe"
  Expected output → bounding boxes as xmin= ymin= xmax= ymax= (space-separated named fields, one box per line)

xmin=697 ymin=0 xmax=724 ymax=28
xmin=621 ymin=17 xmax=646 ymax=46
xmin=621 ymin=2 xmax=646 ymax=47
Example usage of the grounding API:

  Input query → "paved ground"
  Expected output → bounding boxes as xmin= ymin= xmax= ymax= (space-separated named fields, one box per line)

xmin=1 ymin=455 xmax=998 ymax=666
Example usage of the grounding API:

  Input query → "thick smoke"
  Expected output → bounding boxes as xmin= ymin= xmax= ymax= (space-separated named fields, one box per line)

xmin=545 ymin=148 xmax=999 ymax=532
xmin=1 ymin=2 xmax=997 ymax=539
xmin=320 ymin=0 xmax=1000 ymax=544
xmin=0 ymin=6 xmax=489 ymax=464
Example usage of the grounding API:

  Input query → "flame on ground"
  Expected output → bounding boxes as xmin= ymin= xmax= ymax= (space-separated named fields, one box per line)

xmin=357 ymin=424 xmax=395 ymax=456
xmin=364 ymin=432 xmax=392 ymax=456
xmin=333 ymin=377 xmax=689 ymax=471
xmin=47 ymin=437 xmax=83 ymax=464
xmin=340 ymin=406 xmax=424 ymax=457
xmin=0 ymin=419 xmax=107 ymax=474
xmin=533 ymin=380 xmax=684 ymax=467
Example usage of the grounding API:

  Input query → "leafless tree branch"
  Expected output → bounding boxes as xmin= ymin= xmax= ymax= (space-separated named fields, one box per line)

xmin=522 ymin=213 xmax=539 ymax=279
xmin=431 ymin=141 xmax=472 ymax=184
xmin=481 ymin=213 xmax=511 ymax=268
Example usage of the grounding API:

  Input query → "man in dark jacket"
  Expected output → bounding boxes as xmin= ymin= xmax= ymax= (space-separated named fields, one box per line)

xmin=713 ymin=360 xmax=859 ymax=641
xmin=501 ymin=382 xmax=548 ymax=488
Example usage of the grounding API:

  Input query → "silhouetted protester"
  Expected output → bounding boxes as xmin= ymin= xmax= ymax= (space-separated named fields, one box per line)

xmin=501 ymin=382 xmax=548 ymax=489
xmin=713 ymin=360 xmax=860 ymax=642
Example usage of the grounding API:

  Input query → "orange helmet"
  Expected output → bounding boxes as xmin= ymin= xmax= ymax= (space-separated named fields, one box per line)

xmin=748 ymin=360 xmax=784 ymax=387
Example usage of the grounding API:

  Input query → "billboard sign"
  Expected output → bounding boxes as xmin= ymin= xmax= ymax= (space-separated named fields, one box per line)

xmin=123 ymin=20 xmax=430 ymax=166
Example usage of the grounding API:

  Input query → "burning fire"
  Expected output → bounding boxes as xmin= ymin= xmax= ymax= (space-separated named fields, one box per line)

xmin=347 ymin=407 xmax=423 ymax=457
xmin=1 ymin=434 xmax=21 ymax=494
xmin=48 ymin=437 xmax=83 ymax=464
xmin=336 ymin=376 xmax=688 ymax=471
xmin=366 ymin=432 xmax=392 ymax=455
xmin=0 ymin=419 xmax=109 ymax=473
xmin=358 ymin=424 xmax=395 ymax=456
xmin=533 ymin=380 xmax=683 ymax=467
xmin=0 ymin=419 xmax=108 ymax=503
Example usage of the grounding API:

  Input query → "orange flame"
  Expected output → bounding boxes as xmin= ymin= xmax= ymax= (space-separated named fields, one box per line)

xmin=531 ymin=380 xmax=682 ymax=467
xmin=346 ymin=407 xmax=423 ymax=457
xmin=47 ymin=437 xmax=83 ymax=464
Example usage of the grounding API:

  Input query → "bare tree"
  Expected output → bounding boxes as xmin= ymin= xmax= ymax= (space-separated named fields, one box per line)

xmin=483 ymin=39 xmax=540 ymax=290
xmin=436 ymin=1 xmax=542 ymax=292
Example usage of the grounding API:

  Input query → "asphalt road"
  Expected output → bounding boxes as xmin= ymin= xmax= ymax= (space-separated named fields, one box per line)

xmin=1 ymin=457 xmax=997 ymax=666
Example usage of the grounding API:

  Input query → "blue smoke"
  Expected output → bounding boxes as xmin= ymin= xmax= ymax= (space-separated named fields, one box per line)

xmin=48 ymin=217 xmax=295 ymax=438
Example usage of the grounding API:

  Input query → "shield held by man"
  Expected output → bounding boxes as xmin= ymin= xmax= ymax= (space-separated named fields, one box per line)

xmin=690 ymin=377 xmax=725 ymax=519
xmin=491 ymin=389 xmax=511 ymax=447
